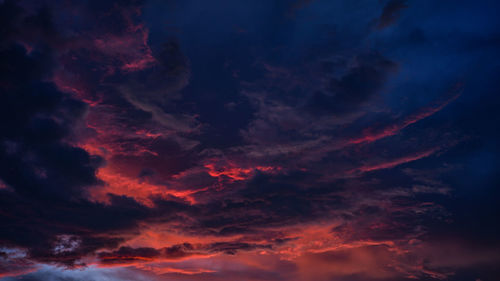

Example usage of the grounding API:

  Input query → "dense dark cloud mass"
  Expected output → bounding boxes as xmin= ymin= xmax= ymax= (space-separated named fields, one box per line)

xmin=1 ymin=0 xmax=500 ymax=280
xmin=0 ymin=0 xmax=185 ymax=270
xmin=305 ymin=52 xmax=398 ymax=115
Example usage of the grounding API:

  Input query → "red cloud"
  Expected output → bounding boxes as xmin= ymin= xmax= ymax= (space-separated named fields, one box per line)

xmin=349 ymin=85 xmax=461 ymax=145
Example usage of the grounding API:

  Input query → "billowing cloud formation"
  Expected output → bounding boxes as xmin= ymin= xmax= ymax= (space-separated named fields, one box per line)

xmin=1 ymin=0 xmax=500 ymax=281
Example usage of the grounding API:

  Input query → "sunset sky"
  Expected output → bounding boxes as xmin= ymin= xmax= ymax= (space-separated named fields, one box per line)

xmin=1 ymin=0 xmax=500 ymax=280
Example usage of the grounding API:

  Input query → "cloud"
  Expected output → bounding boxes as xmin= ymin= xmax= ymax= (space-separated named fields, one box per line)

xmin=305 ymin=53 xmax=398 ymax=116
xmin=378 ymin=0 xmax=409 ymax=29
xmin=347 ymin=147 xmax=440 ymax=174
xmin=0 ymin=249 xmax=37 ymax=279
xmin=0 ymin=265 xmax=159 ymax=281
xmin=98 ymin=247 xmax=162 ymax=264
xmin=97 ymin=242 xmax=273 ymax=265
xmin=1 ymin=1 xmax=500 ymax=280
xmin=0 ymin=5 xmax=192 ymax=268
xmin=347 ymin=85 xmax=462 ymax=145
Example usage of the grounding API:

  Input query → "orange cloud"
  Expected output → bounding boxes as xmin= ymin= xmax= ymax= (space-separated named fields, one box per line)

xmin=204 ymin=160 xmax=280 ymax=182
xmin=346 ymin=147 xmax=439 ymax=175
xmin=88 ymin=166 xmax=200 ymax=206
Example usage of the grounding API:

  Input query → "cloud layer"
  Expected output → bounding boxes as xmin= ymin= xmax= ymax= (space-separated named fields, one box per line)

xmin=1 ymin=0 xmax=500 ymax=280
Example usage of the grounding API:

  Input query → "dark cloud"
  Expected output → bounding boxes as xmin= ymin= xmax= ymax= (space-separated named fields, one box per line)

xmin=305 ymin=52 xmax=397 ymax=115
xmin=0 ymin=252 xmax=36 ymax=279
xmin=0 ymin=1 xmax=190 ymax=270
xmin=378 ymin=0 xmax=409 ymax=29
xmin=98 ymin=246 xmax=161 ymax=263
xmin=98 ymin=244 xmax=195 ymax=264
xmin=98 ymin=241 xmax=272 ymax=264
xmin=206 ymin=242 xmax=272 ymax=255
xmin=0 ymin=44 xmax=100 ymax=201
xmin=1 ymin=0 xmax=500 ymax=280
xmin=180 ymin=171 xmax=346 ymax=238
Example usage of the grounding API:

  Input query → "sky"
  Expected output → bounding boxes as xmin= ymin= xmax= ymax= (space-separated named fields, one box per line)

xmin=0 ymin=0 xmax=499 ymax=280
